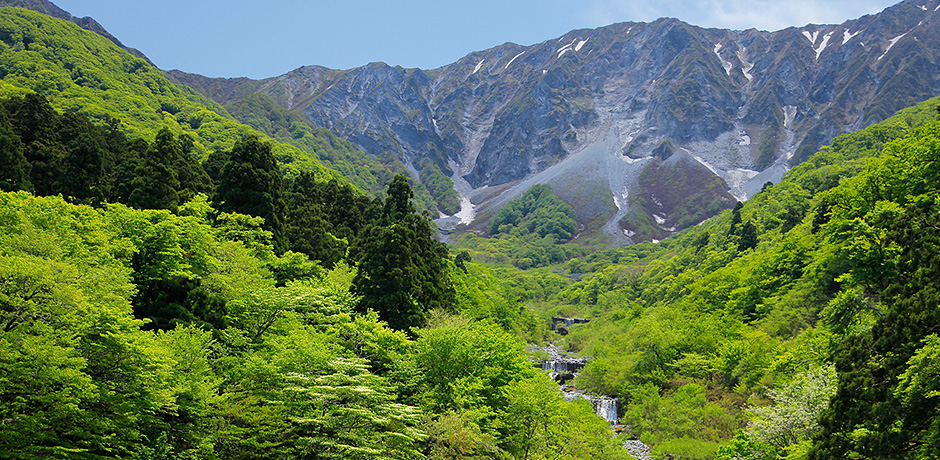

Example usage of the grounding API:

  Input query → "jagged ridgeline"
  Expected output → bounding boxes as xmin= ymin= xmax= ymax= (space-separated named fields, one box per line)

xmin=172 ymin=0 xmax=940 ymax=245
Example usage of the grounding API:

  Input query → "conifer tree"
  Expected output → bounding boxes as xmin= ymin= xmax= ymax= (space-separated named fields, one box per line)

xmin=351 ymin=175 xmax=454 ymax=330
xmin=0 ymin=122 xmax=30 ymax=192
xmin=216 ymin=135 xmax=287 ymax=253
xmin=128 ymin=128 xmax=181 ymax=211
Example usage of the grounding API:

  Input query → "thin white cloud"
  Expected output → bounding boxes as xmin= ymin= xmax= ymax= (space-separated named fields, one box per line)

xmin=579 ymin=0 xmax=896 ymax=31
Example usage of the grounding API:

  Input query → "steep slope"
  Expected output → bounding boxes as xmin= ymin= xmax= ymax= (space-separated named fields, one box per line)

xmin=174 ymin=0 xmax=940 ymax=243
xmin=0 ymin=7 xmax=341 ymax=181
xmin=533 ymin=96 xmax=940 ymax=456
xmin=0 ymin=0 xmax=151 ymax=62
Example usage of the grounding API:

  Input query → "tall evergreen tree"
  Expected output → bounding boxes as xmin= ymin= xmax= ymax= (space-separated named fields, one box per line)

xmin=128 ymin=128 xmax=182 ymax=211
xmin=0 ymin=121 xmax=30 ymax=192
xmin=215 ymin=135 xmax=287 ymax=253
xmin=351 ymin=175 xmax=454 ymax=330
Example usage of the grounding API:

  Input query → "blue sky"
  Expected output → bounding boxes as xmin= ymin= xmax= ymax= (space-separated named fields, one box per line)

xmin=52 ymin=0 xmax=900 ymax=79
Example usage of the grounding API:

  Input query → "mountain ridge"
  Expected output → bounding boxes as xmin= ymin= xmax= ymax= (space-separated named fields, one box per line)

xmin=0 ymin=0 xmax=152 ymax=63
xmin=167 ymin=1 xmax=940 ymax=243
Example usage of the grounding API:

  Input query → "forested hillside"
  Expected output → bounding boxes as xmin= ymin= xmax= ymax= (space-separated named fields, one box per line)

xmin=0 ymin=90 xmax=630 ymax=457
xmin=1 ymin=2 xmax=940 ymax=460
xmin=497 ymin=96 xmax=940 ymax=459
xmin=0 ymin=7 xmax=362 ymax=185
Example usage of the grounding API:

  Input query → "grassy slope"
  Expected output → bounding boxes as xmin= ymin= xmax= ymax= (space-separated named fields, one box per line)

xmin=0 ymin=7 xmax=342 ymax=182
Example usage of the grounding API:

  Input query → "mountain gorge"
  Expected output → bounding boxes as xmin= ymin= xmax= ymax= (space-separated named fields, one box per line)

xmin=170 ymin=0 xmax=940 ymax=243
xmin=3 ymin=1 xmax=940 ymax=458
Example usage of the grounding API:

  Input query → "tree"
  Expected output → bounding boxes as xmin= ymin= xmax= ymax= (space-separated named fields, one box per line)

xmin=0 ymin=121 xmax=30 ymax=192
xmin=738 ymin=221 xmax=758 ymax=251
xmin=127 ymin=129 xmax=182 ymax=211
xmin=351 ymin=175 xmax=454 ymax=330
xmin=216 ymin=135 xmax=287 ymax=253
xmin=745 ymin=365 xmax=837 ymax=458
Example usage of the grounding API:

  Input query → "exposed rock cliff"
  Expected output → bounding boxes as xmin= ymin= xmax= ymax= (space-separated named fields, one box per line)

xmin=172 ymin=0 xmax=940 ymax=243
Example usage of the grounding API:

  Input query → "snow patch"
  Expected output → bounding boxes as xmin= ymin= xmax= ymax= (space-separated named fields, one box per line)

xmin=919 ymin=4 xmax=928 ymax=10
xmin=713 ymin=43 xmax=733 ymax=75
xmin=814 ymin=31 xmax=833 ymax=60
xmin=783 ymin=105 xmax=797 ymax=128
xmin=557 ymin=39 xmax=578 ymax=58
xmin=936 ymin=4 xmax=940 ymax=11
xmin=542 ymin=69 xmax=547 ymax=75
xmin=473 ymin=59 xmax=485 ymax=74
xmin=653 ymin=214 xmax=666 ymax=225
xmin=651 ymin=239 xmax=660 ymax=244
xmin=432 ymin=118 xmax=440 ymax=133
xmin=736 ymin=50 xmax=754 ymax=81
xmin=505 ymin=51 xmax=525 ymax=69
xmin=878 ymin=33 xmax=907 ymax=61
xmin=454 ymin=196 xmax=475 ymax=225
xmin=802 ymin=30 xmax=819 ymax=45
xmin=738 ymin=129 xmax=751 ymax=146
xmin=575 ymin=38 xmax=589 ymax=51
xmin=842 ymin=29 xmax=859 ymax=45
xmin=623 ymin=228 xmax=636 ymax=237
xmin=725 ymin=168 xmax=760 ymax=202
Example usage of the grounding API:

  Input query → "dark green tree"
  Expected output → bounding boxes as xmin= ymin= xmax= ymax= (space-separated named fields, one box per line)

xmin=283 ymin=174 xmax=375 ymax=267
xmin=351 ymin=175 xmax=454 ymax=330
xmin=0 ymin=121 xmax=30 ymax=192
xmin=811 ymin=196 xmax=940 ymax=459
xmin=738 ymin=221 xmax=758 ymax=251
xmin=2 ymin=93 xmax=65 ymax=196
xmin=728 ymin=201 xmax=744 ymax=236
xmin=215 ymin=135 xmax=287 ymax=253
xmin=127 ymin=128 xmax=182 ymax=211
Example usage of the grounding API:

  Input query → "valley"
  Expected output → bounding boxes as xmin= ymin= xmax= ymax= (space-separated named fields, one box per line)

xmin=0 ymin=1 xmax=938 ymax=459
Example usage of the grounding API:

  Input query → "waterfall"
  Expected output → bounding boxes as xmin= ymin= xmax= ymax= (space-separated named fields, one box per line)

xmin=593 ymin=396 xmax=618 ymax=424
xmin=564 ymin=389 xmax=619 ymax=424
xmin=550 ymin=316 xmax=590 ymax=331
xmin=529 ymin=343 xmax=618 ymax=425
xmin=540 ymin=357 xmax=587 ymax=374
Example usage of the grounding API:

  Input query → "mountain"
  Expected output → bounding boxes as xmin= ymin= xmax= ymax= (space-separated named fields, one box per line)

xmin=0 ymin=0 xmax=152 ymax=63
xmin=0 ymin=6 xmax=356 ymax=185
xmin=171 ymin=0 xmax=940 ymax=243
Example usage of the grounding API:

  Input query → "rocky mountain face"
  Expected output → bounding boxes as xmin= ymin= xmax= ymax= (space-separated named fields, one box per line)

xmin=171 ymin=1 xmax=940 ymax=243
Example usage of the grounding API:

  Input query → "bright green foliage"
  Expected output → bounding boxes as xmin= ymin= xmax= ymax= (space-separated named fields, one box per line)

xmin=0 ymin=192 xmax=175 ymax=458
xmin=508 ymin=97 xmax=940 ymax=457
xmin=623 ymin=382 xmax=738 ymax=455
xmin=809 ymin=117 xmax=940 ymax=460
xmin=411 ymin=316 xmax=535 ymax=416
xmin=741 ymin=365 xmax=837 ymax=459
xmin=450 ymin=256 xmax=542 ymax=338
xmin=225 ymin=93 xmax=400 ymax=195
xmin=418 ymin=157 xmax=460 ymax=215
xmin=0 ymin=7 xmax=342 ymax=181
xmin=0 ymin=93 xmax=217 ymax=210
xmin=489 ymin=184 xmax=577 ymax=241
xmin=499 ymin=374 xmax=630 ymax=460
xmin=284 ymin=357 xmax=426 ymax=460
xmin=0 ymin=190 xmax=443 ymax=458
xmin=893 ymin=334 xmax=940 ymax=458
xmin=455 ymin=184 xmax=585 ymax=269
